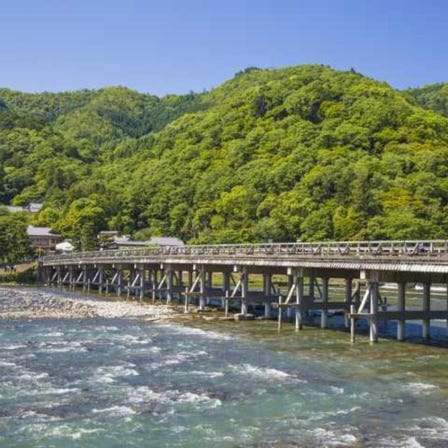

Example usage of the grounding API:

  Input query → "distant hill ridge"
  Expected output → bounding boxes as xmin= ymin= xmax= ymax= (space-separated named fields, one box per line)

xmin=1 ymin=64 xmax=447 ymax=247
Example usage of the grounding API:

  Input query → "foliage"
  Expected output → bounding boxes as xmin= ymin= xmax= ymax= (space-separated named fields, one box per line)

xmin=0 ymin=211 xmax=33 ymax=264
xmin=1 ymin=65 xmax=448 ymax=245
xmin=406 ymin=83 xmax=448 ymax=117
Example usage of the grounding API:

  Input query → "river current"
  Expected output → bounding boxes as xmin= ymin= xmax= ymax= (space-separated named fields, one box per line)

xmin=1 ymin=290 xmax=448 ymax=447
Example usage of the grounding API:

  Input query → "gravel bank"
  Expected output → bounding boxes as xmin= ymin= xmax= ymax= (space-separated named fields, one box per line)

xmin=0 ymin=287 xmax=178 ymax=320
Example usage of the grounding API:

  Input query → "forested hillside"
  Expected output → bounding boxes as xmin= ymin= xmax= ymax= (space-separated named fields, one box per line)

xmin=1 ymin=65 xmax=448 ymax=247
xmin=406 ymin=83 xmax=448 ymax=118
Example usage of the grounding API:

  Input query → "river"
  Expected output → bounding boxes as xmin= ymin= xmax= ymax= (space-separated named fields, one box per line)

xmin=0 ymin=287 xmax=447 ymax=447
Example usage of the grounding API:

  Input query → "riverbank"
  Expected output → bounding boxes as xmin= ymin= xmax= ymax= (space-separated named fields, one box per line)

xmin=0 ymin=287 xmax=179 ymax=320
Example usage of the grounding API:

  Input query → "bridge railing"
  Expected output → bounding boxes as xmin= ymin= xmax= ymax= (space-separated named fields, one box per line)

xmin=43 ymin=240 xmax=448 ymax=263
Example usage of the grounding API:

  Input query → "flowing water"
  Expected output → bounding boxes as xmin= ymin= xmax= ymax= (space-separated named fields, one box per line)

xmin=1 ymin=289 xmax=448 ymax=447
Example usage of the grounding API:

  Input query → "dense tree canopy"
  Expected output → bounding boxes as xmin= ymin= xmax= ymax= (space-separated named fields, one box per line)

xmin=0 ymin=208 xmax=33 ymax=264
xmin=1 ymin=65 xmax=448 ymax=247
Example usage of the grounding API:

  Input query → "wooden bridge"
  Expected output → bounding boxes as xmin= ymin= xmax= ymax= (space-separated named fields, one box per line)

xmin=42 ymin=240 xmax=448 ymax=342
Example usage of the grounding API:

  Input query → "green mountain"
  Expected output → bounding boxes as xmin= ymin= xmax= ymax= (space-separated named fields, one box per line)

xmin=406 ymin=83 xmax=448 ymax=117
xmin=1 ymin=65 xmax=448 ymax=247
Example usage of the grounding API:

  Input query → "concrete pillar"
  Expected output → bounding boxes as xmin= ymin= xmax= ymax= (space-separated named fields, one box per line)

xmin=262 ymin=273 xmax=272 ymax=318
xmin=184 ymin=287 xmax=189 ymax=313
xmin=422 ymin=282 xmax=430 ymax=340
xmin=241 ymin=266 xmax=248 ymax=315
xmin=139 ymin=268 xmax=145 ymax=301
xmin=57 ymin=267 xmax=62 ymax=287
xmin=350 ymin=304 xmax=356 ymax=343
xmin=287 ymin=274 xmax=294 ymax=321
xmin=344 ymin=278 xmax=352 ymax=328
xmin=127 ymin=269 xmax=132 ymax=298
xmin=223 ymin=271 xmax=230 ymax=294
xmin=369 ymin=282 xmax=379 ymax=342
xmin=199 ymin=266 xmax=205 ymax=310
xmin=166 ymin=269 xmax=173 ymax=304
xmin=321 ymin=277 xmax=329 ymax=329
xmin=82 ymin=266 xmax=87 ymax=292
xmin=264 ymin=301 xmax=271 ymax=318
xmin=117 ymin=268 xmax=123 ymax=297
xmin=295 ymin=276 xmax=304 ymax=330
xmin=278 ymin=296 xmax=283 ymax=331
xmin=263 ymin=274 xmax=272 ymax=296
xmin=397 ymin=282 xmax=406 ymax=341
xmin=309 ymin=273 xmax=315 ymax=298
xmin=151 ymin=269 xmax=157 ymax=303
xmin=98 ymin=268 xmax=103 ymax=294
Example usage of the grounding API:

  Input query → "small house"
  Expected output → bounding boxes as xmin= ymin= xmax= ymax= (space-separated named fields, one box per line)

xmin=27 ymin=226 xmax=62 ymax=254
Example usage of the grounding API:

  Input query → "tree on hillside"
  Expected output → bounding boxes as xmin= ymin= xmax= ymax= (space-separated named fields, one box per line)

xmin=0 ymin=212 xmax=33 ymax=266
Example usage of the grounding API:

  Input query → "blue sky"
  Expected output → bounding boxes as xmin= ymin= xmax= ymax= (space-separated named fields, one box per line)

xmin=0 ymin=0 xmax=447 ymax=95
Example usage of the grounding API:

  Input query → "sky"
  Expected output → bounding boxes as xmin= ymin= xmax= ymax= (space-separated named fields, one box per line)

xmin=0 ymin=0 xmax=447 ymax=95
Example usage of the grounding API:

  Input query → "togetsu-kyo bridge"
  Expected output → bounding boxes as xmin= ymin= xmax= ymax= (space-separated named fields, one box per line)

xmin=42 ymin=240 xmax=448 ymax=343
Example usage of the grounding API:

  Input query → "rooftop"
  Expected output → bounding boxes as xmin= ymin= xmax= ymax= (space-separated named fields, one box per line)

xmin=27 ymin=226 xmax=60 ymax=237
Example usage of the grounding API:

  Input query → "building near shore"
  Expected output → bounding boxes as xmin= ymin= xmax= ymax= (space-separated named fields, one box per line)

xmin=27 ymin=226 xmax=62 ymax=254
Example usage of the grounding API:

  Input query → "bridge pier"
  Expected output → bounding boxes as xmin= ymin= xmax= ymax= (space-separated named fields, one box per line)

xmin=263 ymin=273 xmax=272 ymax=318
xmin=422 ymin=282 xmax=431 ymax=340
xmin=295 ymin=273 xmax=304 ymax=331
xmin=397 ymin=282 xmax=406 ymax=341
xmin=116 ymin=267 xmax=123 ymax=297
xmin=321 ymin=277 xmax=329 ymax=329
xmin=240 ymin=266 xmax=249 ymax=315
xmin=199 ymin=265 xmax=205 ymax=310
xmin=166 ymin=268 xmax=173 ymax=304
xmin=369 ymin=280 xmax=379 ymax=343
xmin=344 ymin=278 xmax=352 ymax=328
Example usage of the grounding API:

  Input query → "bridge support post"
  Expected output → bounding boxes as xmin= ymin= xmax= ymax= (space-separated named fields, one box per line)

xmin=69 ymin=266 xmax=74 ymax=291
xmin=295 ymin=275 xmax=304 ymax=331
xmin=151 ymin=269 xmax=157 ymax=303
xmin=97 ymin=267 xmax=103 ymax=294
xmin=82 ymin=266 xmax=87 ymax=292
xmin=117 ymin=267 xmax=123 ymax=297
xmin=241 ymin=266 xmax=248 ymax=315
xmin=344 ymin=278 xmax=352 ymax=328
xmin=127 ymin=268 xmax=133 ymax=298
xmin=199 ymin=265 xmax=205 ymax=310
xmin=369 ymin=280 xmax=379 ymax=343
xmin=184 ymin=287 xmax=189 ymax=313
xmin=321 ymin=277 xmax=329 ymax=329
xmin=287 ymin=273 xmax=293 ymax=321
xmin=397 ymin=282 xmax=406 ymax=341
xmin=278 ymin=296 xmax=283 ymax=331
xmin=139 ymin=267 xmax=145 ymax=301
xmin=222 ymin=271 xmax=230 ymax=291
xmin=166 ymin=268 xmax=173 ymax=305
xmin=422 ymin=282 xmax=430 ymax=340
xmin=263 ymin=273 xmax=272 ymax=318
xmin=222 ymin=272 xmax=230 ymax=310
xmin=57 ymin=267 xmax=62 ymax=287
xmin=350 ymin=304 xmax=356 ymax=343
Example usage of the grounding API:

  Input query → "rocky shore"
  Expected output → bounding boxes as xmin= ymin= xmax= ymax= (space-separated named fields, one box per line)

xmin=0 ymin=287 xmax=178 ymax=320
